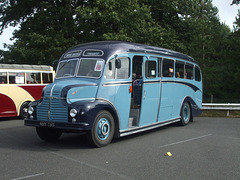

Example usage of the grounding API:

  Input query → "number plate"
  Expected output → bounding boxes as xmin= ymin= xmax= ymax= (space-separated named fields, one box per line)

xmin=40 ymin=122 xmax=55 ymax=128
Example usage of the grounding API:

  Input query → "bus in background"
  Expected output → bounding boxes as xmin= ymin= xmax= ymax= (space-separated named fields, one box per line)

xmin=0 ymin=64 xmax=55 ymax=119
xmin=25 ymin=41 xmax=202 ymax=147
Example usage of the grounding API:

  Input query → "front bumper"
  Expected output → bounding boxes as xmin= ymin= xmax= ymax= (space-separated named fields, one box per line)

xmin=24 ymin=119 xmax=90 ymax=131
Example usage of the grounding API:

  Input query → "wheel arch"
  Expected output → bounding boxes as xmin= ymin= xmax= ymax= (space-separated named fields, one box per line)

xmin=101 ymin=106 xmax=120 ymax=139
xmin=180 ymin=97 xmax=194 ymax=122
xmin=71 ymin=99 xmax=120 ymax=136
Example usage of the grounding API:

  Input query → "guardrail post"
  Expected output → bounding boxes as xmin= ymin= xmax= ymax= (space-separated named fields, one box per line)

xmin=227 ymin=103 xmax=230 ymax=116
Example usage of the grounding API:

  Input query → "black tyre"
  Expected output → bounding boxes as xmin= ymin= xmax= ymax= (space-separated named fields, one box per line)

xmin=36 ymin=127 xmax=63 ymax=142
xmin=19 ymin=102 xmax=30 ymax=119
xmin=179 ymin=102 xmax=191 ymax=126
xmin=87 ymin=110 xmax=115 ymax=148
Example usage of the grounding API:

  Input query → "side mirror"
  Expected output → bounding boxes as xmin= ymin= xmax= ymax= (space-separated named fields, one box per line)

xmin=115 ymin=59 xmax=121 ymax=69
xmin=52 ymin=60 xmax=58 ymax=71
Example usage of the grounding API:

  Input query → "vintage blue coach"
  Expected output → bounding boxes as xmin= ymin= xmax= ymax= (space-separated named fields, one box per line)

xmin=25 ymin=41 xmax=202 ymax=147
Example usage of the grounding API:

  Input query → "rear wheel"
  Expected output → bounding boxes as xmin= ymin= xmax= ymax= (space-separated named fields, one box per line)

xmin=87 ymin=110 xmax=115 ymax=148
xmin=36 ymin=127 xmax=63 ymax=142
xmin=179 ymin=102 xmax=191 ymax=126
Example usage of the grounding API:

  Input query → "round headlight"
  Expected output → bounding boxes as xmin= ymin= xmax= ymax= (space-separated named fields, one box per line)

xmin=70 ymin=108 xmax=77 ymax=117
xmin=28 ymin=106 xmax=34 ymax=115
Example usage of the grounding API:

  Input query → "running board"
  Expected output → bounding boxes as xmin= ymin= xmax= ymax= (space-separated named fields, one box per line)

xmin=120 ymin=118 xmax=180 ymax=137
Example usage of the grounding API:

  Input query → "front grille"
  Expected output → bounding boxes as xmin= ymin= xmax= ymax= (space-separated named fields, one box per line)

xmin=37 ymin=91 xmax=68 ymax=122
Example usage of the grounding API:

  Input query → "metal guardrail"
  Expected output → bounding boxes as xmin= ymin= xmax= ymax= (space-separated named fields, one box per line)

xmin=202 ymin=103 xmax=240 ymax=116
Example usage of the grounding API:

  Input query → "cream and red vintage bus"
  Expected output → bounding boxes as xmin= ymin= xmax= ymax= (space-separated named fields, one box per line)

xmin=0 ymin=64 xmax=54 ymax=119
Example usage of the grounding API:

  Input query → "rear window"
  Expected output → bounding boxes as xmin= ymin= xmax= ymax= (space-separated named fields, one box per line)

xmin=195 ymin=66 xmax=201 ymax=81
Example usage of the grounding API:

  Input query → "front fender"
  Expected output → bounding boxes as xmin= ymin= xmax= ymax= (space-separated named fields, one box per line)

xmin=71 ymin=99 xmax=120 ymax=133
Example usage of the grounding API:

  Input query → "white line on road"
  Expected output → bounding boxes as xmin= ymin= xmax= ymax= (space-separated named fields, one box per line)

xmin=160 ymin=134 xmax=212 ymax=148
xmin=50 ymin=151 xmax=133 ymax=180
xmin=10 ymin=173 xmax=44 ymax=180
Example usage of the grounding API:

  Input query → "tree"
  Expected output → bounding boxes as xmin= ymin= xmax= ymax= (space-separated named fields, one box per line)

xmin=75 ymin=0 xmax=182 ymax=49
xmin=231 ymin=0 xmax=240 ymax=5
xmin=0 ymin=0 xmax=80 ymax=65
xmin=226 ymin=10 xmax=240 ymax=101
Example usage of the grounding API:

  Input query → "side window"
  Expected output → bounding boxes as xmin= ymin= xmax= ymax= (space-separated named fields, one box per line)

xmin=195 ymin=66 xmax=201 ymax=81
xmin=42 ymin=73 xmax=53 ymax=83
xmin=185 ymin=63 xmax=194 ymax=80
xmin=116 ymin=57 xmax=130 ymax=79
xmin=175 ymin=61 xmax=184 ymax=78
xmin=105 ymin=57 xmax=130 ymax=79
xmin=0 ymin=72 xmax=7 ymax=84
xmin=9 ymin=72 xmax=25 ymax=84
xmin=145 ymin=61 xmax=156 ymax=78
xmin=162 ymin=59 xmax=174 ymax=77
xmin=26 ymin=72 xmax=41 ymax=84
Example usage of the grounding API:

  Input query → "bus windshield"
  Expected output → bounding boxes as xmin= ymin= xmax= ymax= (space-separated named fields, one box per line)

xmin=56 ymin=59 xmax=78 ymax=78
xmin=56 ymin=59 xmax=104 ymax=78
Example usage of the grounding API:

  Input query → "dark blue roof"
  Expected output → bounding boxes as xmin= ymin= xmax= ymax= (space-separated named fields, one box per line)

xmin=61 ymin=41 xmax=196 ymax=63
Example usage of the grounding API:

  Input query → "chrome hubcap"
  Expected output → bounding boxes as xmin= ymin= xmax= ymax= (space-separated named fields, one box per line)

xmin=96 ymin=118 xmax=110 ymax=140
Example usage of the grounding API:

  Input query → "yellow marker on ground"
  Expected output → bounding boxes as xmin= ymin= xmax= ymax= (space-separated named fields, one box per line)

xmin=165 ymin=152 xmax=172 ymax=156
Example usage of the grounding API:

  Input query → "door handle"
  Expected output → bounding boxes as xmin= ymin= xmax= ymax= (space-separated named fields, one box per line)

xmin=144 ymin=90 xmax=146 ymax=99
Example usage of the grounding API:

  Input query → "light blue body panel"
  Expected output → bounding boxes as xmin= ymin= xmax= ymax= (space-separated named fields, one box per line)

xmin=97 ymin=80 xmax=132 ymax=130
xmin=140 ymin=81 xmax=161 ymax=125
xmin=159 ymin=78 xmax=174 ymax=122
xmin=67 ymin=85 xmax=98 ymax=103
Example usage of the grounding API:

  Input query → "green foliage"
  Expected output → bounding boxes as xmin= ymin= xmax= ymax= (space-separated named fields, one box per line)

xmin=0 ymin=0 xmax=240 ymax=102
xmin=0 ymin=0 xmax=79 ymax=65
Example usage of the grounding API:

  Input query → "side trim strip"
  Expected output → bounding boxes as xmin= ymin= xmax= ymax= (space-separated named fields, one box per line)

xmin=102 ymin=81 xmax=132 ymax=86
xmin=120 ymin=118 xmax=180 ymax=137
xmin=143 ymin=80 xmax=160 ymax=84
xmin=162 ymin=80 xmax=201 ymax=92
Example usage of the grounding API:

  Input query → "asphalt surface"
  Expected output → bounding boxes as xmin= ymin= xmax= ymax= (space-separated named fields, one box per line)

xmin=0 ymin=117 xmax=239 ymax=180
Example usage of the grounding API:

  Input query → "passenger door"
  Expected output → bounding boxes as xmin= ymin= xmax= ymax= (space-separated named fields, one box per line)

xmin=139 ymin=57 xmax=161 ymax=126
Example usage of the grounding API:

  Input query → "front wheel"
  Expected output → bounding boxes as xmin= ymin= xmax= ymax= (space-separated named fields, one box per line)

xmin=87 ymin=110 xmax=115 ymax=148
xmin=36 ymin=127 xmax=63 ymax=142
xmin=179 ymin=102 xmax=191 ymax=126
